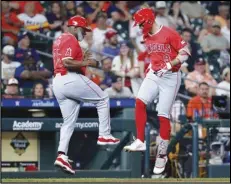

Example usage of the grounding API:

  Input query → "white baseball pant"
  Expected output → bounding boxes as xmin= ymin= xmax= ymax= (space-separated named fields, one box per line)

xmin=137 ymin=69 xmax=181 ymax=119
xmin=53 ymin=72 xmax=111 ymax=154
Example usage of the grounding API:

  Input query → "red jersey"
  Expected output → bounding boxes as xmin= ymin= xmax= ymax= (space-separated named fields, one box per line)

xmin=52 ymin=33 xmax=86 ymax=75
xmin=144 ymin=26 xmax=187 ymax=72
xmin=1 ymin=12 xmax=23 ymax=41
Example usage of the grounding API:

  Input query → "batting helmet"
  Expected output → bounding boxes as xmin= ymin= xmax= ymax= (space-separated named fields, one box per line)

xmin=133 ymin=8 xmax=155 ymax=36
xmin=67 ymin=15 xmax=92 ymax=32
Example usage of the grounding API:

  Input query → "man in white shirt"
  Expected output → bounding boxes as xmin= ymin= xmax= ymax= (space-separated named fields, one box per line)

xmin=92 ymin=14 xmax=114 ymax=51
xmin=155 ymin=1 xmax=174 ymax=28
xmin=216 ymin=67 xmax=230 ymax=97
xmin=104 ymin=76 xmax=134 ymax=98
xmin=201 ymin=21 xmax=230 ymax=53
xmin=91 ymin=13 xmax=114 ymax=61
xmin=17 ymin=2 xmax=49 ymax=31
xmin=1 ymin=45 xmax=21 ymax=84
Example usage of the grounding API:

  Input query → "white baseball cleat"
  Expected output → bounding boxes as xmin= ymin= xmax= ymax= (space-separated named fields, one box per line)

xmin=151 ymin=172 xmax=167 ymax=179
xmin=153 ymin=137 xmax=169 ymax=175
xmin=54 ymin=154 xmax=75 ymax=175
xmin=123 ymin=138 xmax=146 ymax=152
xmin=153 ymin=155 xmax=168 ymax=174
xmin=97 ymin=134 xmax=120 ymax=145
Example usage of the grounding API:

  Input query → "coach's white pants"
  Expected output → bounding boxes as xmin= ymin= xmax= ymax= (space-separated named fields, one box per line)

xmin=137 ymin=69 xmax=181 ymax=119
xmin=53 ymin=72 xmax=111 ymax=154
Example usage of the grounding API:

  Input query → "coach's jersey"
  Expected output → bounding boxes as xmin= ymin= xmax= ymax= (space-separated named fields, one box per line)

xmin=144 ymin=26 xmax=187 ymax=72
xmin=52 ymin=32 xmax=85 ymax=75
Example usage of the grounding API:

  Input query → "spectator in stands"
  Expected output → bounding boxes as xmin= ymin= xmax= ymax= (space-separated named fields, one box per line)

xmin=110 ymin=1 xmax=131 ymax=41
xmin=65 ymin=1 xmax=77 ymax=19
xmin=201 ymin=21 xmax=230 ymax=53
xmin=201 ymin=1 xmax=224 ymax=16
xmin=198 ymin=15 xmax=215 ymax=43
xmin=155 ymin=1 xmax=175 ymax=28
xmin=1 ymin=1 xmax=24 ymax=46
xmin=104 ymin=76 xmax=134 ymax=98
xmin=221 ymin=15 xmax=230 ymax=44
xmin=92 ymin=13 xmax=114 ymax=61
xmin=187 ymin=82 xmax=217 ymax=120
xmin=102 ymin=30 xmax=120 ymax=57
xmin=2 ymin=78 xmax=23 ymax=99
xmin=79 ymin=31 xmax=93 ymax=51
xmin=215 ymin=4 xmax=230 ymax=28
xmin=168 ymin=1 xmax=191 ymax=30
xmin=14 ymin=55 xmax=52 ymax=89
xmin=100 ymin=56 xmax=116 ymax=90
xmin=76 ymin=4 xmax=85 ymax=17
xmin=46 ymin=2 xmax=65 ymax=39
xmin=17 ymin=2 xmax=49 ymax=32
xmin=92 ymin=13 xmax=112 ymax=47
xmin=180 ymin=1 xmax=206 ymax=36
xmin=82 ymin=1 xmax=105 ymax=23
xmin=1 ymin=45 xmax=21 ymax=85
xmin=9 ymin=1 xmax=44 ymax=15
xmin=112 ymin=41 xmax=141 ymax=96
xmin=180 ymin=1 xmax=206 ymax=19
xmin=14 ymin=32 xmax=43 ymax=67
xmin=185 ymin=58 xmax=217 ymax=96
xmin=216 ymin=67 xmax=230 ymax=97
xmin=32 ymin=82 xmax=46 ymax=99
xmin=180 ymin=28 xmax=204 ymax=73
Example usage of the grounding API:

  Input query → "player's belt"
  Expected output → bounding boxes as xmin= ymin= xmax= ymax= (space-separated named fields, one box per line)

xmin=54 ymin=71 xmax=67 ymax=77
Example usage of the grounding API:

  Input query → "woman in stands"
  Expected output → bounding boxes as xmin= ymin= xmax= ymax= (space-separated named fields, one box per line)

xmin=32 ymin=82 xmax=47 ymax=99
xmin=111 ymin=41 xmax=142 ymax=97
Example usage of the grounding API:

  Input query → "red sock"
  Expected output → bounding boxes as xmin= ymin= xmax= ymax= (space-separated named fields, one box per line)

xmin=159 ymin=116 xmax=171 ymax=140
xmin=135 ymin=99 xmax=147 ymax=142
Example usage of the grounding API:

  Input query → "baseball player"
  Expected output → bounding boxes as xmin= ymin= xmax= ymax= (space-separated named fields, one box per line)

xmin=123 ymin=8 xmax=191 ymax=176
xmin=52 ymin=15 xmax=120 ymax=175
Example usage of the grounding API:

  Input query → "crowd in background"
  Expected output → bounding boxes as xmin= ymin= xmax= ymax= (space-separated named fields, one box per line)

xmin=1 ymin=1 xmax=230 ymax=120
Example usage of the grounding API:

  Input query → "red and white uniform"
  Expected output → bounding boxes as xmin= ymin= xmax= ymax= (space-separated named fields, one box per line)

xmin=52 ymin=32 xmax=112 ymax=155
xmin=53 ymin=32 xmax=86 ymax=75
xmin=52 ymin=15 xmax=119 ymax=175
xmin=137 ymin=25 xmax=185 ymax=119
xmin=124 ymin=8 xmax=190 ymax=175
xmin=144 ymin=26 xmax=187 ymax=72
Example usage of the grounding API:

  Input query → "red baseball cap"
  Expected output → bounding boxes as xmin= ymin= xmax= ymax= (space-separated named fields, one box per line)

xmin=105 ymin=30 xmax=117 ymax=39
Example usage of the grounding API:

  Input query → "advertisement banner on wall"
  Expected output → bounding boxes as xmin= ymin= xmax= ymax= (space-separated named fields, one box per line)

xmin=1 ymin=118 xmax=133 ymax=132
xmin=2 ymin=118 xmax=99 ymax=131
xmin=1 ymin=132 xmax=39 ymax=171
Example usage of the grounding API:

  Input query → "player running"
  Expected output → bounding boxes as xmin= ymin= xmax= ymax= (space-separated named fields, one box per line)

xmin=123 ymin=8 xmax=191 ymax=176
xmin=52 ymin=15 xmax=120 ymax=175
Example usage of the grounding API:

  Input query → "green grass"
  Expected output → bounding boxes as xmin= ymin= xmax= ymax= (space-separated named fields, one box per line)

xmin=2 ymin=178 xmax=230 ymax=183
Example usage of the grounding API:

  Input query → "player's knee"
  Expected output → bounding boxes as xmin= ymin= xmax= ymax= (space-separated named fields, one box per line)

xmin=158 ymin=116 xmax=171 ymax=140
xmin=136 ymin=98 xmax=146 ymax=110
